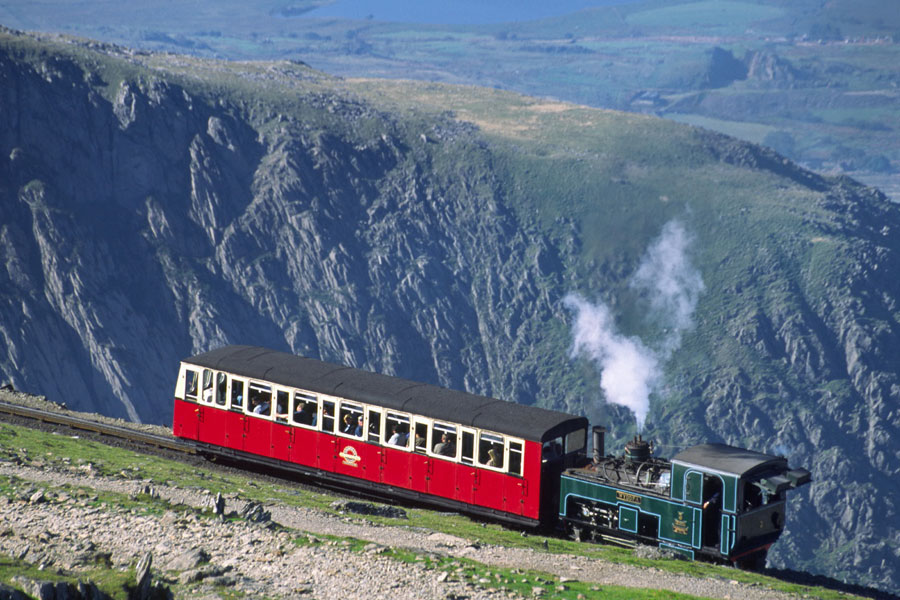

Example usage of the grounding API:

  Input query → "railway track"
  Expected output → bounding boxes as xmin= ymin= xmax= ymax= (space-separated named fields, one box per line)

xmin=0 ymin=398 xmax=194 ymax=455
xmin=0 ymin=396 xmax=395 ymax=504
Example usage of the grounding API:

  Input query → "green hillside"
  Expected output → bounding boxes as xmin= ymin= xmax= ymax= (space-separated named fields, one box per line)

xmin=1 ymin=28 xmax=899 ymax=593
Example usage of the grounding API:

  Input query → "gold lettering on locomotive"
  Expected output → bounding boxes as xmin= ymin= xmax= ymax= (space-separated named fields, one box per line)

xmin=672 ymin=511 xmax=689 ymax=535
xmin=616 ymin=490 xmax=642 ymax=505
xmin=339 ymin=445 xmax=361 ymax=467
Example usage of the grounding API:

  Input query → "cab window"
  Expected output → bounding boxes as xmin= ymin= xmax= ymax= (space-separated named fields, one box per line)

xmin=565 ymin=428 xmax=587 ymax=454
xmin=542 ymin=436 xmax=563 ymax=461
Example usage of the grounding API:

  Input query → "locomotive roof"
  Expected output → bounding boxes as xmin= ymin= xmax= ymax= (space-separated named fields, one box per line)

xmin=672 ymin=443 xmax=787 ymax=477
xmin=183 ymin=345 xmax=586 ymax=443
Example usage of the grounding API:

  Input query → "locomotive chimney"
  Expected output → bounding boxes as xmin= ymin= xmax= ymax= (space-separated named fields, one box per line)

xmin=625 ymin=434 xmax=651 ymax=466
xmin=592 ymin=426 xmax=606 ymax=463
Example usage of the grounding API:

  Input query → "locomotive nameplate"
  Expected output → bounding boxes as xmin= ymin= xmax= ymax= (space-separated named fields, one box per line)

xmin=616 ymin=490 xmax=642 ymax=505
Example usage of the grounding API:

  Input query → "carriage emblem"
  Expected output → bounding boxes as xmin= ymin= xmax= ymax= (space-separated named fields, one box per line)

xmin=339 ymin=445 xmax=361 ymax=467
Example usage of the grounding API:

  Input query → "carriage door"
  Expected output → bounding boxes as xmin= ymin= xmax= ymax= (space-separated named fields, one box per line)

xmin=173 ymin=367 xmax=200 ymax=440
xmin=506 ymin=440 xmax=526 ymax=516
xmin=225 ymin=378 xmax=246 ymax=450
xmin=408 ymin=417 xmax=431 ymax=493
xmin=457 ymin=428 xmax=477 ymax=505
xmin=270 ymin=387 xmax=293 ymax=462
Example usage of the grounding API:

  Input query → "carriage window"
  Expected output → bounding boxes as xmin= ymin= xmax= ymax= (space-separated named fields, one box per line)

xmin=413 ymin=422 xmax=428 ymax=454
xmin=431 ymin=423 xmax=458 ymax=459
xmin=339 ymin=402 xmax=363 ymax=437
xmin=215 ymin=373 xmax=227 ymax=406
xmin=479 ymin=432 xmax=504 ymax=469
xmin=508 ymin=440 xmax=523 ymax=476
xmin=183 ymin=369 xmax=199 ymax=400
xmin=385 ymin=413 xmax=410 ymax=448
xmin=275 ymin=390 xmax=290 ymax=422
xmin=367 ymin=407 xmax=382 ymax=443
xmin=460 ymin=430 xmax=475 ymax=465
xmin=230 ymin=379 xmax=245 ymax=411
xmin=248 ymin=382 xmax=272 ymax=417
xmin=321 ymin=400 xmax=336 ymax=433
xmin=201 ymin=369 xmax=214 ymax=404
xmin=292 ymin=392 xmax=318 ymax=427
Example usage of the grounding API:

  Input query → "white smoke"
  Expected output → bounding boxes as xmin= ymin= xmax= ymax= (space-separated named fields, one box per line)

xmin=564 ymin=219 xmax=704 ymax=431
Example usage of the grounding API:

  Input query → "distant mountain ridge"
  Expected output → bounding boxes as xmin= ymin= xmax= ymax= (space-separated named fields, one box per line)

xmin=1 ymin=28 xmax=899 ymax=593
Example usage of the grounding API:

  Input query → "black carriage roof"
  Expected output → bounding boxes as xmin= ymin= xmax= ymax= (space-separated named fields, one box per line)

xmin=183 ymin=345 xmax=586 ymax=443
xmin=672 ymin=443 xmax=787 ymax=477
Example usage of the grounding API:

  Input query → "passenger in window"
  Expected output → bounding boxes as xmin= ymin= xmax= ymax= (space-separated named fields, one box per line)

xmin=387 ymin=426 xmax=407 ymax=446
xmin=433 ymin=433 xmax=455 ymax=457
xmin=487 ymin=447 xmax=502 ymax=467
xmin=342 ymin=414 xmax=356 ymax=434
xmin=252 ymin=397 xmax=270 ymax=415
xmin=294 ymin=403 xmax=314 ymax=426
xmin=354 ymin=416 xmax=364 ymax=437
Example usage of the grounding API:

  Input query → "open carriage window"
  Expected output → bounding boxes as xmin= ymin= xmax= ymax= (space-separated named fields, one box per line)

xmin=183 ymin=369 xmax=199 ymax=400
xmin=385 ymin=413 xmax=410 ymax=449
xmin=338 ymin=402 xmax=364 ymax=437
xmin=247 ymin=382 xmax=272 ymax=418
xmin=479 ymin=432 xmax=505 ymax=470
xmin=292 ymin=392 xmax=318 ymax=427
xmin=431 ymin=423 xmax=458 ymax=459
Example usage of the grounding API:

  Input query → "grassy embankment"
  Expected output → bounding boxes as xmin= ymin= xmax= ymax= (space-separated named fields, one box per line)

xmin=0 ymin=421 xmax=863 ymax=600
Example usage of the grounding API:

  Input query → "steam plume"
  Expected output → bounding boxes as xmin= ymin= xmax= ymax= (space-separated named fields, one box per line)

xmin=564 ymin=220 xmax=704 ymax=431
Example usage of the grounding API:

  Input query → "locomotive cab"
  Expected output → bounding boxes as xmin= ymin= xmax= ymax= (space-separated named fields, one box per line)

xmin=670 ymin=443 xmax=811 ymax=566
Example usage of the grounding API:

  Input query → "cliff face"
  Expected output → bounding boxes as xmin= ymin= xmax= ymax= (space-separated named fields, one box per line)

xmin=1 ymin=30 xmax=899 ymax=592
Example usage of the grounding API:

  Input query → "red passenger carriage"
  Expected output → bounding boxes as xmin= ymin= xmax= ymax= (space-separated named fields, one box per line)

xmin=173 ymin=345 xmax=588 ymax=527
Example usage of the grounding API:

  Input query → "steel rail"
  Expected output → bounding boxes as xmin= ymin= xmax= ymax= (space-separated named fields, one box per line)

xmin=0 ymin=399 xmax=193 ymax=454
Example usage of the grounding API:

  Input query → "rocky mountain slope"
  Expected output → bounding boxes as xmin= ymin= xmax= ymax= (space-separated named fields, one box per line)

xmin=1 ymin=28 xmax=899 ymax=592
